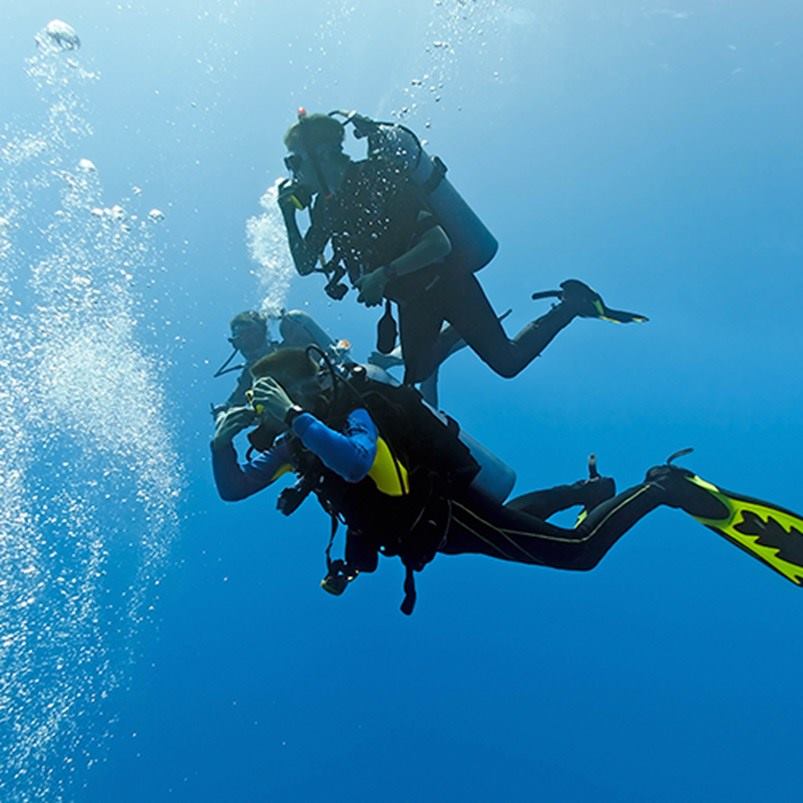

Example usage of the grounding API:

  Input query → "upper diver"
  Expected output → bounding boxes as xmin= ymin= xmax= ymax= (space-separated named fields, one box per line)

xmin=211 ymin=306 xmax=466 ymax=413
xmin=277 ymin=109 xmax=647 ymax=386
xmin=211 ymin=348 xmax=803 ymax=614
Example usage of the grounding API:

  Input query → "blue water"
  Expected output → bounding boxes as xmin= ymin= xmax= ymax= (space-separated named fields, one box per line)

xmin=2 ymin=2 xmax=802 ymax=801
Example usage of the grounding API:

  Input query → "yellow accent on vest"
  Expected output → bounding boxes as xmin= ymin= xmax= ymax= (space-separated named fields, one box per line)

xmin=271 ymin=463 xmax=293 ymax=482
xmin=367 ymin=437 xmax=410 ymax=497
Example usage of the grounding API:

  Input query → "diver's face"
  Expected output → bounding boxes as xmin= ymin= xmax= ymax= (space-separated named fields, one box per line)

xmin=284 ymin=144 xmax=338 ymax=195
xmin=284 ymin=146 xmax=319 ymax=193
xmin=230 ymin=323 xmax=266 ymax=355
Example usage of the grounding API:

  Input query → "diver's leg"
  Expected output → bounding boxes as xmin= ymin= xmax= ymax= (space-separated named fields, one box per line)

xmin=418 ymin=367 xmax=440 ymax=407
xmin=508 ymin=475 xmax=616 ymax=520
xmin=398 ymin=299 xmax=446 ymax=385
xmin=441 ymin=273 xmax=576 ymax=379
xmin=441 ymin=481 xmax=664 ymax=570
xmin=416 ymin=324 xmax=466 ymax=406
xmin=432 ymin=323 xmax=466 ymax=363
xmin=418 ymin=312 xmax=513 ymax=404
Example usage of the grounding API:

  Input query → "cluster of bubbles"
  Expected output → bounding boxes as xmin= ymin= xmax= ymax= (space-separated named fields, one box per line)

xmin=245 ymin=183 xmax=296 ymax=318
xmin=394 ymin=0 xmax=536 ymax=125
xmin=0 ymin=22 xmax=181 ymax=801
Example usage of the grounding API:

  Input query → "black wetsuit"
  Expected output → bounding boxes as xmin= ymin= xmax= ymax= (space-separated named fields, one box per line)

xmin=445 ymin=481 xmax=662 ymax=571
xmin=211 ymin=376 xmax=683 ymax=612
xmin=308 ymin=159 xmax=575 ymax=384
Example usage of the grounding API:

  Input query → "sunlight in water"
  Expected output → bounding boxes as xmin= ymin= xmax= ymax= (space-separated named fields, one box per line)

xmin=0 ymin=24 xmax=182 ymax=801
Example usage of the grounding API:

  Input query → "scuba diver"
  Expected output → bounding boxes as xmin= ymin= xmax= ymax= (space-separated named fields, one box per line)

xmin=212 ymin=310 xmax=275 ymax=417
xmin=212 ymin=308 xmax=351 ymax=419
xmin=211 ymin=348 xmax=803 ymax=614
xmin=213 ymin=307 xmax=471 ymax=412
xmin=277 ymin=110 xmax=647 ymax=386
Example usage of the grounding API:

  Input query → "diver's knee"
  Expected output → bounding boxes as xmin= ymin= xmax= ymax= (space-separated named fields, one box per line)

xmin=492 ymin=360 xmax=522 ymax=379
xmin=567 ymin=555 xmax=601 ymax=572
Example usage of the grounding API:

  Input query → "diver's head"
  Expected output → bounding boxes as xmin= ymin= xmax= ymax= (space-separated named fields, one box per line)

xmin=229 ymin=310 xmax=268 ymax=360
xmin=250 ymin=346 xmax=323 ymax=408
xmin=283 ymin=112 xmax=349 ymax=196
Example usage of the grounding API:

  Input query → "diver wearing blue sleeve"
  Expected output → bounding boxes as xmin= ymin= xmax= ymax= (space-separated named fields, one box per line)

xmin=211 ymin=346 xmax=803 ymax=616
xmin=212 ymin=405 xmax=377 ymax=500
xmin=291 ymin=407 xmax=376 ymax=483
xmin=211 ymin=433 xmax=293 ymax=502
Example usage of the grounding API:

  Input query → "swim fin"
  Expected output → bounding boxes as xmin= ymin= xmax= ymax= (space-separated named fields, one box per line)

xmin=648 ymin=454 xmax=803 ymax=586
xmin=687 ymin=475 xmax=803 ymax=586
xmin=532 ymin=279 xmax=649 ymax=324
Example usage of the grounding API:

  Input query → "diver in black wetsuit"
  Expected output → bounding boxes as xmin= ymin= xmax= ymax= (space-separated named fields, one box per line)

xmin=211 ymin=349 xmax=803 ymax=614
xmin=277 ymin=112 xmax=645 ymax=385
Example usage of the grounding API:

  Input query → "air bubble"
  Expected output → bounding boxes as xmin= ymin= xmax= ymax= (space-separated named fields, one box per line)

xmin=37 ymin=20 xmax=81 ymax=52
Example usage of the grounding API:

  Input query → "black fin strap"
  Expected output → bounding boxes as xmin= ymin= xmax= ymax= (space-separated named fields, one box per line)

xmin=325 ymin=513 xmax=339 ymax=571
xmin=421 ymin=156 xmax=447 ymax=194
xmin=400 ymin=563 xmax=417 ymax=616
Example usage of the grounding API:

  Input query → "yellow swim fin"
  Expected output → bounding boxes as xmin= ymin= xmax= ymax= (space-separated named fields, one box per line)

xmin=685 ymin=473 xmax=803 ymax=586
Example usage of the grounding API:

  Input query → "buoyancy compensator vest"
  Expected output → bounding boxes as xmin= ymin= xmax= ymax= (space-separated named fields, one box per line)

xmin=332 ymin=110 xmax=499 ymax=275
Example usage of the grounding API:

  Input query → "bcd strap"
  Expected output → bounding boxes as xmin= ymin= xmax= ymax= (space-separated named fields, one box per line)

xmin=421 ymin=156 xmax=447 ymax=195
xmin=324 ymin=512 xmax=339 ymax=570
xmin=400 ymin=563 xmax=417 ymax=616
xmin=320 ymin=512 xmax=359 ymax=596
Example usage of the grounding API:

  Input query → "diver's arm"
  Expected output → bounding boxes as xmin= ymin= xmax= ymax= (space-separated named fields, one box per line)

xmin=223 ymin=367 xmax=254 ymax=411
xmin=211 ymin=438 xmax=294 ymax=502
xmin=385 ymin=223 xmax=451 ymax=279
xmin=355 ymin=223 xmax=452 ymax=306
xmin=279 ymin=187 xmax=330 ymax=277
xmin=291 ymin=408 xmax=378 ymax=483
xmin=283 ymin=214 xmax=325 ymax=276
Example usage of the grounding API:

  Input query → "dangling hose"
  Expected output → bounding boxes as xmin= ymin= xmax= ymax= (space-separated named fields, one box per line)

xmin=212 ymin=346 xmax=245 ymax=378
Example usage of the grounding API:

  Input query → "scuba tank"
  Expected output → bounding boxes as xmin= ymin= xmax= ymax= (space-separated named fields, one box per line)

xmin=332 ymin=110 xmax=499 ymax=274
xmin=353 ymin=363 xmax=516 ymax=505
xmin=448 ymin=427 xmax=516 ymax=505
xmin=277 ymin=309 xmax=354 ymax=366
xmin=279 ymin=309 xmax=337 ymax=352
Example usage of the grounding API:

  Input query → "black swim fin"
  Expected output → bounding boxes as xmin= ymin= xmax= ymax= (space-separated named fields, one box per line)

xmin=532 ymin=280 xmax=649 ymax=324
xmin=648 ymin=452 xmax=803 ymax=586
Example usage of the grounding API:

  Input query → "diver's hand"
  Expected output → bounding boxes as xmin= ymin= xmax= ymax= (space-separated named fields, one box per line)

xmin=250 ymin=377 xmax=294 ymax=424
xmin=212 ymin=406 xmax=256 ymax=450
xmin=356 ymin=268 xmax=388 ymax=307
xmin=277 ymin=178 xmax=301 ymax=216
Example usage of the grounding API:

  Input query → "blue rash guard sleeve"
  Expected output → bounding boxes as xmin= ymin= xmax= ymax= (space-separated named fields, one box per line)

xmin=211 ymin=436 xmax=294 ymax=502
xmin=291 ymin=408 xmax=377 ymax=483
